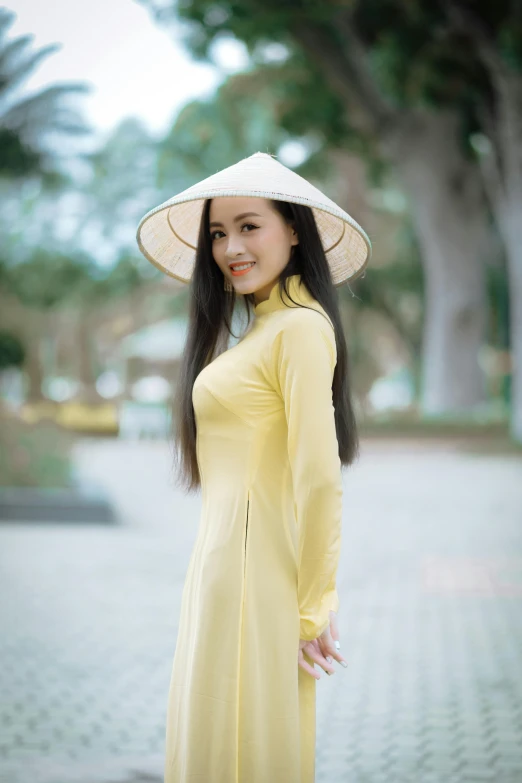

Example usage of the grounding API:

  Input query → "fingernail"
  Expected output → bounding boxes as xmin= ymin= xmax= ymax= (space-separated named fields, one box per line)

xmin=326 ymin=656 xmax=333 ymax=663
xmin=334 ymin=641 xmax=341 ymax=650
xmin=340 ymin=660 xmax=348 ymax=668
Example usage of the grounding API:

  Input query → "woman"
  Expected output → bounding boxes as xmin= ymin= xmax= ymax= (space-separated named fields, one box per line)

xmin=136 ymin=152 xmax=371 ymax=783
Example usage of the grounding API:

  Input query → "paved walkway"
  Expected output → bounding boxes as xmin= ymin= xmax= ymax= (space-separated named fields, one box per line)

xmin=0 ymin=438 xmax=521 ymax=783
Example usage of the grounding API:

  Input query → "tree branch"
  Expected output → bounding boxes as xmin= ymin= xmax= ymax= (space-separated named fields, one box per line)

xmin=443 ymin=1 xmax=522 ymax=207
xmin=333 ymin=10 xmax=398 ymax=123
xmin=291 ymin=17 xmax=396 ymax=137
xmin=442 ymin=1 xmax=506 ymax=84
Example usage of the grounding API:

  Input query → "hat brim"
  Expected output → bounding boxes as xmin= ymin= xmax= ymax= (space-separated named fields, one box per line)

xmin=137 ymin=191 xmax=370 ymax=287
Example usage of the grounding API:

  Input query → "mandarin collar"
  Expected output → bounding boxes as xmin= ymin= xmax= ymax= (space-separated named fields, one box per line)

xmin=253 ymin=274 xmax=313 ymax=317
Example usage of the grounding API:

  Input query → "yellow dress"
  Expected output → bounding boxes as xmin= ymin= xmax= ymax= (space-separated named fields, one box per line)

xmin=164 ymin=273 xmax=342 ymax=783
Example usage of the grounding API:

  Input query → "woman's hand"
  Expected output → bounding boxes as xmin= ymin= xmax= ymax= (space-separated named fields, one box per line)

xmin=298 ymin=610 xmax=348 ymax=679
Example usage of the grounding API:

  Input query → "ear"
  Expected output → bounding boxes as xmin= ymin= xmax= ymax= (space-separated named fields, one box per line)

xmin=290 ymin=226 xmax=299 ymax=246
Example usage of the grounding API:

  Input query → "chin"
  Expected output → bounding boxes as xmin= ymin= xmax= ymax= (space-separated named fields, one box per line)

xmin=230 ymin=274 xmax=259 ymax=294
xmin=234 ymin=284 xmax=257 ymax=297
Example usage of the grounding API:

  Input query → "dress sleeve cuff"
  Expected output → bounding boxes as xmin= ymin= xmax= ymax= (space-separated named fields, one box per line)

xmin=299 ymin=587 xmax=339 ymax=641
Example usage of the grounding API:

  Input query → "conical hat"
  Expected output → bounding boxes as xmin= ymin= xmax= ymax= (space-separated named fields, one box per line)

xmin=136 ymin=151 xmax=371 ymax=286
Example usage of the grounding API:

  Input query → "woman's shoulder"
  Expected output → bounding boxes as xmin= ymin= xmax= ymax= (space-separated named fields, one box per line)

xmin=264 ymin=305 xmax=336 ymax=372
xmin=276 ymin=303 xmax=335 ymax=340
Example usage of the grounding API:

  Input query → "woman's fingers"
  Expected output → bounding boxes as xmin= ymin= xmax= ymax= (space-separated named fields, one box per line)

xmin=329 ymin=610 xmax=339 ymax=641
xmin=298 ymin=640 xmax=321 ymax=679
xmin=298 ymin=610 xmax=349 ymax=679
xmin=329 ymin=641 xmax=348 ymax=668
xmin=298 ymin=651 xmax=321 ymax=680
xmin=319 ymin=614 xmax=348 ymax=669
xmin=299 ymin=639 xmax=335 ymax=677
xmin=318 ymin=637 xmax=332 ymax=663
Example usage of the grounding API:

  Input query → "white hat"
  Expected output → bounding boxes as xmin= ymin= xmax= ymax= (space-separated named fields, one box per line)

xmin=136 ymin=151 xmax=371 ymax=286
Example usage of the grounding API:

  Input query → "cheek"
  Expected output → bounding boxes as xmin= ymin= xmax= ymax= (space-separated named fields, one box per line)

xmin=266 ymin=229 xmax=291 ymax=263
xmin=254 ymin=226 xmax=286 ymax=256
xmin=212 ymin=242 xmax=226 ymax=266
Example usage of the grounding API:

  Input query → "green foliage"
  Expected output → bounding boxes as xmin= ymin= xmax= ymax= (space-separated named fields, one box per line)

xmin=498 ymin=21 xmax=522 ymax=68
xmin=81 ymin=253 xmax=161 ymax=303
xmin=157 ymin=53 xmax=385 ymax=198
xmin=2 ymin=250 xmax=93 ymax=308
xmin=1 ymin=249 xmax=154 ymax=310
xmin=141 ymin=0 xmax=517 ymax=157
xmin=0 ymin=128 xmax=40 ymax=177
xmin=0 ymin=330 xmax=25 ymax=370
xmin=157 ymin=70 xmax=288 ymax=189
xmin=82 ymin=117 xmax=157 ymax=224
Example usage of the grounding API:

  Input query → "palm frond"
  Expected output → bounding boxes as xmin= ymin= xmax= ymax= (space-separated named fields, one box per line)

xmin=0 ymin=8 xmax=16 ymax=42
xmin=0 ymin=39 xmax=62 ymax=101
xmin=2 ymin=83 xmax=92 ymax=136
xmin=0 ymin=10 xmax=92 ymax=178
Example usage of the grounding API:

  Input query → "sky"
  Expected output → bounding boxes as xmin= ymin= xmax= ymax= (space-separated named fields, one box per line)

xmin=8 ymin=0 xmax=249 ymax=141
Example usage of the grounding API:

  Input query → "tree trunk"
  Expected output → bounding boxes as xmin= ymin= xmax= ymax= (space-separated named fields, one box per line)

xmin=25 ymin=333 xmax=45 ymax=403
xmin=290 ymin=24 xmax=489 ymax=414
xmin=384 ymin=111 xmax=488 ymax=413
xmin=442 ymin=0 xmax=522 ymax=440
xmin=479 ymin=72 xmax=522 ymax=441
xmin=502 ymin=215 xmax=522 ymax=440
xmin=21 ymin=313 xmax=46 ymax=403
xmin=76 ymin=310 xmax=102 ymax=404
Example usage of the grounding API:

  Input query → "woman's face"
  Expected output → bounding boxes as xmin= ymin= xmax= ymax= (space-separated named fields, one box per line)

xmin=208 ymin=197 xmax=298 ymax=304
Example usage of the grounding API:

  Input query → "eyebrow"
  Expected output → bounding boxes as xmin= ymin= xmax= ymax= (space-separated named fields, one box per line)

xmin=209 ymin=212 xmax=263 ymax=228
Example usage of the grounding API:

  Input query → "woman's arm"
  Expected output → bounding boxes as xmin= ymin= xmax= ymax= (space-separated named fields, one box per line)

xmin=271 ymin=308 xmax=343 ymax=642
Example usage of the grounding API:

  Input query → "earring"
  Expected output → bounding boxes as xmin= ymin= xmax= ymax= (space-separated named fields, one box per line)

xmin=224 ymin=277 xmax=233 ymax=292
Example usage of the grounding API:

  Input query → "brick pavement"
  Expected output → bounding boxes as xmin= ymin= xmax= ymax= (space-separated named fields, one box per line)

xmin=0 ymin=438 xmax=521 ymax=783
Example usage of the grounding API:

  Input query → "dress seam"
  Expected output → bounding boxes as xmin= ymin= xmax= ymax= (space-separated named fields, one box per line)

xmin=205 ymin=387 xmax=254 ymax=428
xmin=237 ymin=487 xmax=250 ymax=783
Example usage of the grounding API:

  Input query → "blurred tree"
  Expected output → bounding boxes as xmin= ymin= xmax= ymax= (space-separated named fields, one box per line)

xmin=156 ymin=71 xmax=290 ymax=190
xmin=0 ymin=118 xmax=161 ymax=275
xmin=0 ymin=8 xmax=92 ymax=182
xmin=2 ymin=248 xmax=93 ymax=308
xmin=0 ymin=250 xmax=89 ymax=400
xmin=442 ymin=0 xmax=522 ymax=440
xmin=0 ymin=249 xmax=159 ymax=401
xmin=140 ymin=0 xmax=490 ymax=415
xmin=81 ymin=118 xmax=160 ymax=259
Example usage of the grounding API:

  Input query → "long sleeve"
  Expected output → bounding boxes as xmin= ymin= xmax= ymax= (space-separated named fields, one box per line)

xmin=271 ymin=308 xmax=343 ymax=641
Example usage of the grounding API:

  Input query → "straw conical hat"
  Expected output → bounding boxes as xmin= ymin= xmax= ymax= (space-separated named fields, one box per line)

xmin=136 ymin=151 xmax=371 ymax=286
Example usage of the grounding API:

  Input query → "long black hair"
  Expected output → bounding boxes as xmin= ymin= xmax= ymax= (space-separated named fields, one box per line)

xmin=171 ymin=197 xmax=359 ymax=492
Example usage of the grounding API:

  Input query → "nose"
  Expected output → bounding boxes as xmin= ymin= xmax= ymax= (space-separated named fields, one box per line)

xmin=225 ymin=234 xmax=246 ymax=259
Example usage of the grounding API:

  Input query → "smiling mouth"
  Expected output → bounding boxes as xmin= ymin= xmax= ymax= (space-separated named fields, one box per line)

xmin=229 ymin=262 xmax=256 ymax=276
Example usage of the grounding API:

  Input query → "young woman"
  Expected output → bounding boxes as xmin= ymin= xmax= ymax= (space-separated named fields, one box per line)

xmin=136 ymin=152 xmax=371 ymax=783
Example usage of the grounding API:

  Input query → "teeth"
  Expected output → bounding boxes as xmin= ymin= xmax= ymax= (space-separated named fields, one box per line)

xmin=231 ymin=262 xmax=255 ymax=271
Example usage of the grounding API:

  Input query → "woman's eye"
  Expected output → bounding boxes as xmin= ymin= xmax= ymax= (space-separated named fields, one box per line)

xmin=211 ymin=224 xmax=257 ymax=241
